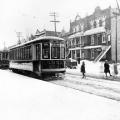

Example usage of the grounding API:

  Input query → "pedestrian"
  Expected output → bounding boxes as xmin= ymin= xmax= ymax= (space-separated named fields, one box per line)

xmin=113 ymin=61 xmax=118 ymax=78
xmin=104 ymin=60 xmax=112 ymax=78
xmin=81 ymin=61 xmax=86 ymax=78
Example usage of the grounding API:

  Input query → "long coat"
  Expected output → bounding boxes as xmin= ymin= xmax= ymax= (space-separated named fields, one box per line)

xmin=104 ymin=62 xmax=110 ymax=73
xmin=81 ymin=64 xmax=85 ymax=73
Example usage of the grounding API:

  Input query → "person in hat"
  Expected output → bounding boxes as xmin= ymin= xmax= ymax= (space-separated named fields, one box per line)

xmin=81 ymin=61 xmax=86 ymax=78
xmin=104 ymin=60 xmax=112 ymax=77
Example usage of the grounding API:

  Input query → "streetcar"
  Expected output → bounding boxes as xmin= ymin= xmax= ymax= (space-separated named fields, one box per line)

xmin=9 ymin=36 xmax=66 ymax=76
xmin=0 ymin=50 xmax=9 ymax=69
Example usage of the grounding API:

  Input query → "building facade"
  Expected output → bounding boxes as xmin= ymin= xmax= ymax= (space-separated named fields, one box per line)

xmin=66 ymin=6 xmax=112 ymax=62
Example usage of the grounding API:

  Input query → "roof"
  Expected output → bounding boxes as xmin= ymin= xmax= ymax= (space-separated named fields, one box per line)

xmin=10 ymin=36 xmax=64 ymax=50
xmin=68 ymin=32 xmax=84 ymax=39
xmin=84 ymin=27 xmax=106 ymax=36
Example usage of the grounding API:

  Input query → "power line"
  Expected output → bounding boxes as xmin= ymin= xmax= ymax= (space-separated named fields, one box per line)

xmin=49 ymin=12 xmax=60 ymax=36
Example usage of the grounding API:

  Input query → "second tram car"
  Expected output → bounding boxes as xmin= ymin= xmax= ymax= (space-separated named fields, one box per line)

xmin=0 ymin=50 xmax=9 ymax=69
xmin=9 ymin=36 xmax=66 ymax=76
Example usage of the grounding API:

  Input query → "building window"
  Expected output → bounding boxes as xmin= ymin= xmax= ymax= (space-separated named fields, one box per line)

xmin=108 ymin=35 xmax=111 ymax=41
xmin=81 ymin=37 xmax=84 ymax=46
xmin=72 ymin=50 xmax=75 ymax=59
xmin=99 ymin=19 xmax=103 ymax=27
xmin=102 ymin=33 xmax=106 ymax=43
xmin=72 ymin=27 xmax=76 ymax=33
xmin=72 ymin=38 xmax=75 ymax=48
xmin=91 ymin=35 xmax=94 ymax=45
xmin=81 ymin=51 xmax=84 ymax=59
xmin=94 ymin=21 xmax=97 ymax=28
xmin=76 ymin=37 xmax=80 ymax=47
xmin=91 ymin=49 xmax=94 ymax=59
xmin=76 ymin=25 xmax=79 ymax=32
xmin=81 ymin=24 xmax=84 ymax=31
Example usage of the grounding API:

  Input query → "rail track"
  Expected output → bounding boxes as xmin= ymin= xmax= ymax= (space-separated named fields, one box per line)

xmin=8 ymin=70 xmax=120 ymax=101
xmin=47 ymin=73 xmax=120 ymax=101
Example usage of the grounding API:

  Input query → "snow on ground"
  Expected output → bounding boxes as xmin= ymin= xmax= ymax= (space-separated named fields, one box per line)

xmin=0 ymin=69 xmax=120 ymax=120
xmin=66 ymin=60 xmax=120 ymax=79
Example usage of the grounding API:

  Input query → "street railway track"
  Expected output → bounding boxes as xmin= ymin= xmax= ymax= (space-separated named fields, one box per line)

xmin=8 ymin=70 xmax=120 ymax=101
xmin=46 ymin=73 xmax=120 ymax=101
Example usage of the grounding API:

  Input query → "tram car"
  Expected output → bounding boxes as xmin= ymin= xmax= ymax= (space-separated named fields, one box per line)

xmin=0 ymin=50 xmax=9 ymax=69
xmin=9 ymin=36 xmax=66 ymax=76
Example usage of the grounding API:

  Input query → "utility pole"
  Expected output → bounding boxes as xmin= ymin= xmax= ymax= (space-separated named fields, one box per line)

xmin=49 ymin=12 xmax=60 ymax=36
xmin=16 ymin=32 xmax=22 ymax=44
xmin=3 ymin=41 xmax=6 ymax=50
xmin=113 ymin=0 xmax=120 ymax=63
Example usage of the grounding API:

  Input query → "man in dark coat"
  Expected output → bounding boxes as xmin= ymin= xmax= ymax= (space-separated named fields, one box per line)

xmin=81 ymin=61 xmax=86 ymax=78
xmin=104 ymin=60 xmax=112 ymax=77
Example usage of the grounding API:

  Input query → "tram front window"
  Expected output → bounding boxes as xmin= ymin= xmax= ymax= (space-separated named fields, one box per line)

xmin=51 ymin=43 xmax=60 ymax=59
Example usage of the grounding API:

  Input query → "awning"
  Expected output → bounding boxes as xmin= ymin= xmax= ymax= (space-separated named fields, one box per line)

xmin=69 ymin=32 xmax=84 ymax=39
xmin=84 ymin=27 xmax=106 ymax=36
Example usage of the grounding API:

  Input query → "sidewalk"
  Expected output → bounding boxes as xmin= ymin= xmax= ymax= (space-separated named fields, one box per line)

xmin=66 ymin=61 xmax=120 ymax=81
xmin=66 ymin=68 xmax=120 ymax=81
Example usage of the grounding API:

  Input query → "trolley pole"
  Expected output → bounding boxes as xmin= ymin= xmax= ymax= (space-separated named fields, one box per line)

xmin=49 ymin=12 xmax=60 ymax=36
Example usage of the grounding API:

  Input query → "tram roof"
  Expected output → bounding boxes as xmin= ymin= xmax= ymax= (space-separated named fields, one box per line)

xmin=9 ymin=36 xmax=64 ymax=49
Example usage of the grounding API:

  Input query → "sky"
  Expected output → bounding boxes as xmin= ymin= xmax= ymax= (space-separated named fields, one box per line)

xmin=0 ymin=0 xmax=119 ymax=49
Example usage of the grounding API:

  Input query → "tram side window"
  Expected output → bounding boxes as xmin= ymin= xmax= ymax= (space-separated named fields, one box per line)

xmin=24 ymin=47 xmax=26 ymax=60
xmin=23 ymin=47 xmax=24 ymax=60
xmin=9 ymin=51 xmax=11 ymax=60
xmin=27 ymin=46 xmax=32 ymax=60
xmin=42 ymin=43 xmax=50 ymax=59
xmin=21 ymin=48 xmax=23 ymax=60
xmin=0 ymin=53 xmax=1 ymax=60
xmin=15 ymin=49 xmax=16 ymax=60
xmin=18 ymin=48 xmax=20 ymax=60
xmin=13 ymin=50 xmax=15 ymax=60
xmin=61 ymin=47 xmax=65 ymax=59
xmin=2 ymin=53 xmax=5 ymax=59
xmin=26 ymin=47 xmax=28 ymax=60
xmin=11 ymin=50 xmax=13 ymax=60
xmin=19 ymin=48 xmax=21 ymax=60
xmin=25 ymin=47 xmax=27 ymax=60
xmin=36 ymin=44 xmax=41 ymax=60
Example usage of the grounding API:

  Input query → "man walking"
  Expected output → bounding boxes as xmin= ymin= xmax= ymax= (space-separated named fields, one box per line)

xmin=81 ymin=61 xmax=86 ymax=78
xmin=104 ymin=60 xmax=112 ymax=78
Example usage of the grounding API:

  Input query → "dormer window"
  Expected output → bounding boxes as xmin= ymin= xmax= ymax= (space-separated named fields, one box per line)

xmin=81 ymin=24 xmax=84 ymax=31
xmin=94 ymin=21 xmax=97 ymax=28
xmin=99 ymin=19 xmax=103 ymax=27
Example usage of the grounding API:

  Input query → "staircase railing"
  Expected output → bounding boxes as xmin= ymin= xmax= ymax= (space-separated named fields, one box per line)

xmin=94 ymin=45 xmax=111 ymax=62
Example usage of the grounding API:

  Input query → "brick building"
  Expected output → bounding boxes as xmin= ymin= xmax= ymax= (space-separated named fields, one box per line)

xmin=66 ymin=6 xmax=113 ymax=62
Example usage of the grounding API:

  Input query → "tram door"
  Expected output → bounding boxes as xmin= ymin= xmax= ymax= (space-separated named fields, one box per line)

xmin=33 ymin=61 xmax=41 ymax=75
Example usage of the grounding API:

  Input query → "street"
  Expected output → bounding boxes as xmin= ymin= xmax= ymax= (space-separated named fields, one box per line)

xmin=0 ymin=69 xmax=120 ymax=120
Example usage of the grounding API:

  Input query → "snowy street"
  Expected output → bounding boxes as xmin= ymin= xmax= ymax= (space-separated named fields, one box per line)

xmin=52 ymin=73 xmax=120 ymax=101
xmin=0 ymin=69 xmax=120 ymax=120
